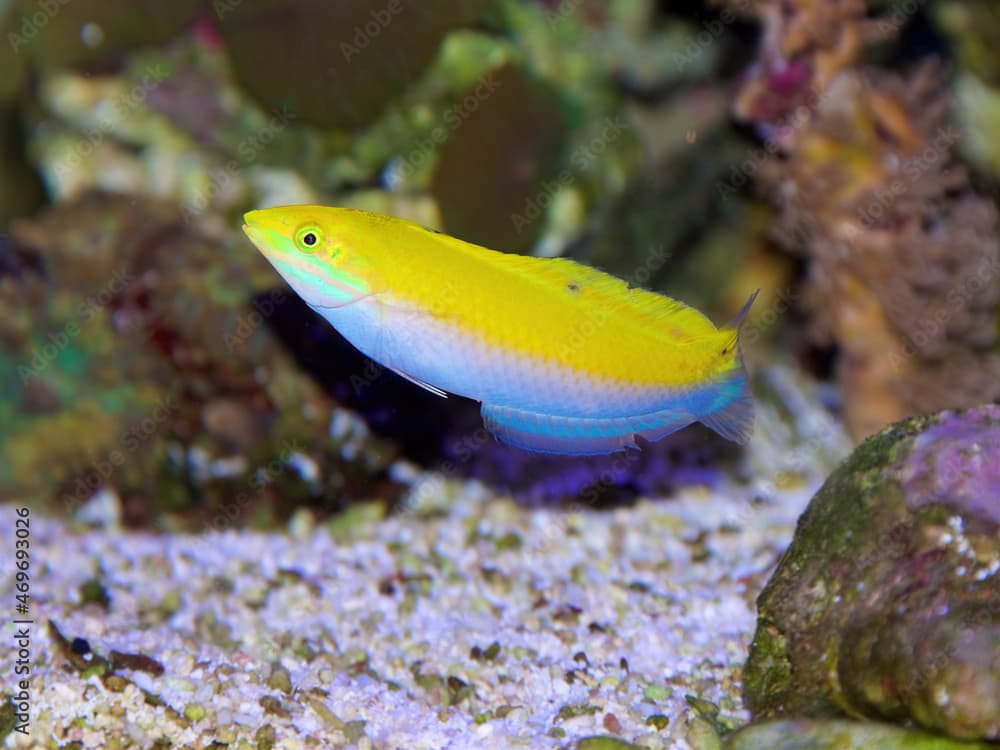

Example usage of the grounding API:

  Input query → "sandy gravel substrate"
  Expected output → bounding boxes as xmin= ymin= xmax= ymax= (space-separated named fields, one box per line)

xmin=1 ymin=477 xmax=813 ymax=750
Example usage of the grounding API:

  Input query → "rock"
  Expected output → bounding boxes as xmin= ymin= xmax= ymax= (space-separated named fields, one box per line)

xmin=217 ymin=0 xmax=491 ymax=130
xmin=11 ymin=0 xmax=201 ymax=70
xmin=0 ymin=192 xmax=404 ymax=522
xmin=744 ymin=407 xmax=1000 ymax=741
xmin=576 ymin=737 xmax=642 ymax=750
xmin=0 ymin=104 xmax=45 ymax=229
xmin=725 ymin=719 xmax=996 ymax=750
xmin=431 ymin=63 xmax=567 ymax=253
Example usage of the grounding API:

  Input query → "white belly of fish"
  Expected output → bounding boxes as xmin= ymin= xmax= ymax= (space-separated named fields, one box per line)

xmin=311 ymin=296 xmax=660 ymax=418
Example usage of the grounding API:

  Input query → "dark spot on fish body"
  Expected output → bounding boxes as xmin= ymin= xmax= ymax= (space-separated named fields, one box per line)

xmin=567 ymin=282 xmax=580 ymax=293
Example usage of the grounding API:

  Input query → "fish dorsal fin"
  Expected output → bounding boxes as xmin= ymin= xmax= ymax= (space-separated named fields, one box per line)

xmin=725 ymin=289 xmax=760 ymax=330
xmin=500 ymin=254 xmax=720 ymax=339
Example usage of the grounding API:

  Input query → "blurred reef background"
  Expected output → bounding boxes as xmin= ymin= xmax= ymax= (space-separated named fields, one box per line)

xmin=0 ymin=0 xmax=998 ymax=529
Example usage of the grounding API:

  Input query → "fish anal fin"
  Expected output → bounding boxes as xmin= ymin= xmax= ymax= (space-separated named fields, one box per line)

xmin=481 ymin=402 xmax=696 ymax=456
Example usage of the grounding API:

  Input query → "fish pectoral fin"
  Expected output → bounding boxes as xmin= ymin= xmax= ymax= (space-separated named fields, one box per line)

xmin=377 ymin=295 xmax=459 ymax=324
xmin=386 ymin=365 xmax=449 ymax=398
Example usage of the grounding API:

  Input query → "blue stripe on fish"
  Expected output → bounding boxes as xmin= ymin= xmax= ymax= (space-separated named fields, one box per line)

xmin=480 ymin=369 xmax=752 ymax=455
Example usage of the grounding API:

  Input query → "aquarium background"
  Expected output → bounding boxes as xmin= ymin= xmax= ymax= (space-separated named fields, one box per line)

xmin=2 ymin=2 xmax=1000 ymax=749
xmin=0 ymin=0 xmax=997 ymax=524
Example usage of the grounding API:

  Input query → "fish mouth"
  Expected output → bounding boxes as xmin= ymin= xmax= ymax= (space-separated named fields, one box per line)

xmin=242 ymin=217 xmax=277 ymax=255
xmin=241 ymin=215 xmax=367 ymax=310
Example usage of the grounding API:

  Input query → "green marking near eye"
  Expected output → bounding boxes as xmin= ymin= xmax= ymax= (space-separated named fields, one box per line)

xmin=294 ymin=225 xmax=322 ymax=252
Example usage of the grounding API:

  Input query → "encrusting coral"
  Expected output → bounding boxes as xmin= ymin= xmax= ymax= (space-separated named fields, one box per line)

xmin=720 ymin=0 xmax=1000 ymax=439
xmin=0 ymin=192 xmax=404 ymax=525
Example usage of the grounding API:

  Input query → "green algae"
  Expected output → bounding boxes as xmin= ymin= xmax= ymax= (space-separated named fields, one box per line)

xmin=1 ymin=193 xmax=403 ymax=526
xmin=8 ymin=0 xmax=201 ymax=71
xmin=725 ymin=719 xmax=998 ymax=750
xmin=0 ymin=699 xmax=15 ymax=744
xmin=645 ymin=714 xmax=670 ymax=730
xmin=79 ymin=577 xmax=111 ymax=610
xmin=266 ymin=663 xmax=292 ymax=694
xmin=744 ymin=408 xmax=1000 ymax=741
xmin=217 ymin=0 xmax=493 ymax=130
xmin=575 ymin=737 xmax=642 ymax=750
xmin=182 ymin=703 xmax=207 ymax=722
xmin=47 ymin=619 xmax=182 ymax=724
xmin=558 ymin=703 xmax=602 ymax=721
xmin=470 ymin=641 xmax=501 ymax=661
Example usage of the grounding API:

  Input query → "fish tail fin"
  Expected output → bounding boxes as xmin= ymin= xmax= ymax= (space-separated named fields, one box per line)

xmin=699 ymin=371 xmax=754 ymax=444
xmin=700 ymin=289 xmax=759 ymax=444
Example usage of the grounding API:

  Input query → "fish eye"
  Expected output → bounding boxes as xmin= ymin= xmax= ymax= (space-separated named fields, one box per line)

xmin=294 ymin=225 xmax=322 ymax=252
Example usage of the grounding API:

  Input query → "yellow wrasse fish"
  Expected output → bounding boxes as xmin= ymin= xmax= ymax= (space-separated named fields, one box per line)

xmin=242 ymin=206 xmax=757 ymax=455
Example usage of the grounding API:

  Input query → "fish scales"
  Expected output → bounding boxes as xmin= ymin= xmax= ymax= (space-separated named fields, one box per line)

xmin=243 ymin=205 xmax=755 ymax=455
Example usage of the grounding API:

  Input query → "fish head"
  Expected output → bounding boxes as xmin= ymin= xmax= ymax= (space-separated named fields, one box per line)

xmin=242 ymin=205 xmax=380 ymax=309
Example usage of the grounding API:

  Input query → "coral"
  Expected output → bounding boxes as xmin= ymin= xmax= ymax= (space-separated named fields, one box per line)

xmin=743 ymin=406 xmax=1000 ymax=742
xmin=7 ymin=0 xmax=202 ymax=70
xmin=726 ymin=0 xmax=1000 ymax=439
xmin=726 ymin=719 xmax=996 ymax=750
xmin=935 ymin=2 xmax=1000 ymax=179
xmin=0 ymin=192 xmax=403 ymax=525
xmin=725 ymin=0 xmax=889 ymax=138
xmin=0 ymin=6 xmax=25 ymax=104
xmin=0 ymin=104 xmax=44 ymax=229
xmin=935 ymin=2 xmax=1000 ymax=84
xmin=431 ymin=63 xmax=568 ymax=252
xmin=216 ymin=0 xmax=493 ymax=130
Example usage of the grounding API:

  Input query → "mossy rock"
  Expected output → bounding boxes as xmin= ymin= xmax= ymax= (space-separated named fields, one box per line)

xmin=9 ymin=0 xmax=201 ymax=70
xmin=431 ymin=62 xmax=567 ymax=253
xmin=0 ymin=104 xmax=44 ymax=228
xmin=725 ymin=719 xmax=998 ymax=750
xmin=744 ymin=407 xmax=1000 ymax=741
xmin=217 ymin=0 xmax=493 ymax=130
